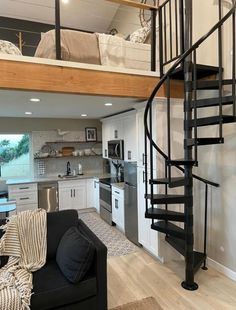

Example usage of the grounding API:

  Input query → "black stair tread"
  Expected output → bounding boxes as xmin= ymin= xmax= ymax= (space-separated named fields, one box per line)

xmin=150 ymin=177 xmax=186 ymax=188
xmin=167 ymin=158 xmax=197 ymax=166
xmin=192 ymin=96 xmax=233 ymax=108
xmin=145 ymin=208 xmax=185 ymax=222
xmin=188 ymin=115 xmax=236 ymax=128
xmin=195 ymin=79 xmax=233 ymax=90
xmin=146 ymin=194 xmax=189 ymax=204
xmin=186 ymin=137 xmax=224 ymax=146
xmin=193 ymin=251 xmax=206 ymax=273
xmin=165 ymin=235 xmax=185 ymax=256
xmin=170 ymin=64 xmax=221 ymax=80
xmin=151 ymin=221 xmax=185 ymax=239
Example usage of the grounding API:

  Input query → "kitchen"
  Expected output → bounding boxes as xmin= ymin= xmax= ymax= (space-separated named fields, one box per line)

xmin=0 ymin=95 xmax=163 ymax=260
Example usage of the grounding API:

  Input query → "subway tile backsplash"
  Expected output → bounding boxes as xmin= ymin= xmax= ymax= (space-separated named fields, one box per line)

xmin=32 ymin=130 xmax=104 ymax=177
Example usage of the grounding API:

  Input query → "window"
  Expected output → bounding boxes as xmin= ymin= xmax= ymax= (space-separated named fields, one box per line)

xmin=0 ymin=134 xmax=31 ymax=178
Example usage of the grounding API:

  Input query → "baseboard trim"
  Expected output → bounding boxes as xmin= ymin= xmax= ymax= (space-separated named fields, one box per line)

xmin=208 ymin=258 xmax=236 ymax=282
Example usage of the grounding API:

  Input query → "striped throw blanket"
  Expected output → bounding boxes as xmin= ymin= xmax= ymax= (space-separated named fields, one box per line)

xmin=0 ymin=209 xmax=47 ymax=310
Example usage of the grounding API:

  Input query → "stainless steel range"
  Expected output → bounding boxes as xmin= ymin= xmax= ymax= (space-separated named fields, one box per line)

xmin=99 ymin=177 xmax=123 ymax=225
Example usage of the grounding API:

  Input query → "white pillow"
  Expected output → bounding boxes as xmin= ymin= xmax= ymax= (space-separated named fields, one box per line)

xmin=129 ymin=26 xmax=150 ymax=43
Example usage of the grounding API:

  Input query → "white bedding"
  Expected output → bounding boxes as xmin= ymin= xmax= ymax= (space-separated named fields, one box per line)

xmin=97 ymin=33 xmax=158 ymax=71
xmin=0 ymin=40 xmax=22 ymax=56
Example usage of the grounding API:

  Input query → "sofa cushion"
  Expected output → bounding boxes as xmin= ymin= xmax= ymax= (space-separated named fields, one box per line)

xmin=31 ymin=260 xmax=97 ymax=310
xmin=47 ymin=210 xmax=79 ymax=260
xmin=56 ymin=226 xmax=95 ymax=283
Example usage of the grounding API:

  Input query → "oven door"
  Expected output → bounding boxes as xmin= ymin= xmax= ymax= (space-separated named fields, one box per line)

xmin=99 ymin=182 xmax=111 ymax=212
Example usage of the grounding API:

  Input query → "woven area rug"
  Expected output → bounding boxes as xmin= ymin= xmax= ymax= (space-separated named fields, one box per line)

xmin=110 ymin=297 xmax=162 ymax=310
xmin=79 ymin=211 xmax=137 ymax=257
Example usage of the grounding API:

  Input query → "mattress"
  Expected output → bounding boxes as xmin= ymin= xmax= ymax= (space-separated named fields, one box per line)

xmin=35 ymin=29 xmax=158 ymax=72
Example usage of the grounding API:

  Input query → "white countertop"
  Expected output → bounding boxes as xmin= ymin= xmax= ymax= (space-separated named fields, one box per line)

xmin=6 ymin=173 xmax=111 ymax=185
xmin=111 ymin=182 xmax=125 ymax=190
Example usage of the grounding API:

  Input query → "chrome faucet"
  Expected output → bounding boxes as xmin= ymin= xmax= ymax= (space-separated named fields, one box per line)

xmin=66 ymin=161 xmax=71 ymax=176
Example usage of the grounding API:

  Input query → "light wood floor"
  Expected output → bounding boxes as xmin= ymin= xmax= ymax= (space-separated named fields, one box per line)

xmin=108 ymin=248 xmax=236 ymax=309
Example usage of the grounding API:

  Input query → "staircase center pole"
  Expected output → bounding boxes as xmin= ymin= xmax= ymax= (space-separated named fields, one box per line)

xmin=181 ymin=0 xmax=198 ymax=291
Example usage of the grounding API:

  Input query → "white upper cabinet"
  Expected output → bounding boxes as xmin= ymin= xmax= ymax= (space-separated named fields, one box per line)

xmin=123 ymin=114 xmax=137 ymax=162
xmin=101 ymin=111 xmax=136 ymax=161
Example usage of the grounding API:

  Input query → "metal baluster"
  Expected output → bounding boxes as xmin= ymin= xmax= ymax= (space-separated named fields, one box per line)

xmin=232 ymin=11 xmax=236 ymax=116
xmin=149 ymin=102 xmax=154 ymax=205
xmin=151 ymin=9 xmax=157 ymax=72
xmin=164 ymin=5 xmax=167 ymax=63
xmin=218 ymin=0 xmax=223 ymax=140
xmin=202 ymin=184 xmax=208 ymax=270
xmin=193 ymin=50 xmax=198 ymax=163
xmin=175 ymin=0 xmax=179 ymax=57
xmin=55 ymin=0 xmax=61 ymax=60
xmin=167 ymin=76 xmax=171 ymax=183
xmin=144 ymin=115 xmax=148 ymax=213
xmin=169 ymin=1 xmax=173 ymax=60
xmin=159 ymin=6 xmax=164 ymax=76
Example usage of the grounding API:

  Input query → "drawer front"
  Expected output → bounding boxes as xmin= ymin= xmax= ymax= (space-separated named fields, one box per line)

xmin=8 ymin=183 xmax=37 ymax=194
xmin=112 ymin=187 xmax=124 ymax=197
xmin=58 ymin=180 xmax=85 ymax=189
xmin=9 ymin=191 xmax=38 ymax=205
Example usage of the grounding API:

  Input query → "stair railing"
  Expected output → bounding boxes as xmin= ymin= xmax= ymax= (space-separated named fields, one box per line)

xmin=158 ymin=0 xmax=185 ymax=76
xmin=145 ymin=0 xmax=236 ymax=184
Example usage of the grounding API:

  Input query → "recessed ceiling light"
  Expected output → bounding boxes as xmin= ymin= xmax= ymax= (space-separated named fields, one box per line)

xmin=25 ymin=112 xmax=32 ymax=115
xmin=81 ymin=114 xmax=87 ymax=117
xmin=30 ymin=98 xmax=40 ymax=102
xmin=62 ymin=0 xmax=69 ymax=3
xmin=105 ymin=103 xmax=113 ymax=106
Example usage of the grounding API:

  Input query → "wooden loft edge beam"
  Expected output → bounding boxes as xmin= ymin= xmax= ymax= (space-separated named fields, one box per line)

xmin=0 ymin=59 xmax=183 ymax=99
xmin=107 ymin=0 xmax=159 ymax=10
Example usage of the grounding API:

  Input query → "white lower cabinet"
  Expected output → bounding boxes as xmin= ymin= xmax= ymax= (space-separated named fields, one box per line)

xmin=8 ymin=183 xmax=38 ymax=213
xmin=58 ymin=180 xmax=87 ymax=210
xmin=137 ymin=167 xmax=159 ymax=257
xmin=112 ymin=186 xmax=124 ymax=232
xmin=93 ymin=178 xmax=100 ymax=213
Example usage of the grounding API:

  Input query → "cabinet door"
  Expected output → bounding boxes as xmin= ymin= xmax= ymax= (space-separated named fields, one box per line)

xmin=94 ymin=179 xmax=100 ymax=213
xmin=73 ymin=185 xmax=87 ymax=210
xmin=17 ymin=203 xmax=38 ymax=213
xmin=86 ymin=179 xmax=95 ymax=209
xmin=123 ymin=114 xmax=137 ymax=162
xmin=137 ymin=167 xmax=158 ymax=256
xmin=59 ymin=188 xmax=73 ymax=210
xmin=102 ymin=121 xmax=109 ymax=158
xmin=136 ymin=108 xmax=157 ymax=169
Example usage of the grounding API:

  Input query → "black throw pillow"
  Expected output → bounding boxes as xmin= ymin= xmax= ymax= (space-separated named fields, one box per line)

xmin=56 ymin=226 xmax=95 ymax=283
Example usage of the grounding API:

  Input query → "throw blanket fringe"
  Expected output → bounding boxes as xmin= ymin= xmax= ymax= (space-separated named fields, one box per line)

xmin=0 ymin=209 xmax=47 ymax=310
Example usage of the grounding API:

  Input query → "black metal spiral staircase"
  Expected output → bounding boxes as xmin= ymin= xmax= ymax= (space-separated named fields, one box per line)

xmin=144 ymin=0 xmax=236 ymax=290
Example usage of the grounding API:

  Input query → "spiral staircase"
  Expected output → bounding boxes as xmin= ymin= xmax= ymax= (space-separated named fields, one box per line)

xmin=144 ymin=0 xmax=236 ymax=290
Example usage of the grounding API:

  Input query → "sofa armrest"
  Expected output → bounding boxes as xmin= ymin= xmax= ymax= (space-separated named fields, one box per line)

xmin=77 ymin=219 xmax=107 ymax=310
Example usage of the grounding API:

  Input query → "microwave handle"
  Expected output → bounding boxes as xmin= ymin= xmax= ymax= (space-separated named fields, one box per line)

xmin=115 ymin=144 xmax=119 ymax=157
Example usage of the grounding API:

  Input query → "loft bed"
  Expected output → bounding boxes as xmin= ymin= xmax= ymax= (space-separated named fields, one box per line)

xmin=0 ymin=0 xmax=184 ymax=99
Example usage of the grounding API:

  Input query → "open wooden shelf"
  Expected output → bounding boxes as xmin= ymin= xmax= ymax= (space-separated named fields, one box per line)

xmin=45 ymin=141 xmax=102 ymax=144
xmin=34 ymin=154 xmax=102 ymax=160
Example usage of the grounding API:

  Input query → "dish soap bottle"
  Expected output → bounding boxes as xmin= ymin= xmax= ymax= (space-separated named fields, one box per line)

xmin=78 ymin=163 xmax=83 ymax=175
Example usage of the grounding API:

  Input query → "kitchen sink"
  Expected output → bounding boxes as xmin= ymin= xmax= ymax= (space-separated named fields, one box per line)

xmin=58 ymin=175 xmax=79 ymax=179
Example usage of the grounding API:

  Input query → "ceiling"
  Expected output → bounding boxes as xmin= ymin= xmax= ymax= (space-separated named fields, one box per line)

xmin=0 ymin=90 xmax=145 ymax=119
xmin=1 ymin=0 xmax=120 ymax=32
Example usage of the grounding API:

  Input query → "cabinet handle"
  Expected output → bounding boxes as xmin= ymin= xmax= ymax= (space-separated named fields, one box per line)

xmin=114 ymin=191 xmax=120 ymax=195
xmin=128 ymin=151 xmax=132 ymax=160
xmin=114 ymin=130 xmax=118 ymax=139
xmin=94 ymin=182 xmax=96 ymax=189
xmin=74 ymin=189 xmax=75 ymax=197
xmin=105 ymin=149 xmax=107 ymax=157
xmin=142 ymin=153 xmax=145 ymax=166
xmin=143 ymin=171 xmax=145 ymax=183
xmin=19 ymin=187 xmax=29 ymax=190
xmin=115 ymin=198 xmax=119 ymax=209
xmin=71 ymin=189 xmax=72 ymax=198
xmin=20 ymin=197 xmax=29 ymax=200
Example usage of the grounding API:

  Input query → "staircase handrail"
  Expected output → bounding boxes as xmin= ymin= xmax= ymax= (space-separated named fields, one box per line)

xmin=144 ymin=0 xmax=236 ymax=188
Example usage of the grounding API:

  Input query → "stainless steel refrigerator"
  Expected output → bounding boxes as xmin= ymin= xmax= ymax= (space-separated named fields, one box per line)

xmin=124 ymin=161 xmax=139 ymax=246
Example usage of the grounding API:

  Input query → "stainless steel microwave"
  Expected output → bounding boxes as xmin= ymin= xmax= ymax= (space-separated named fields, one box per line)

xmin=108 ymin=140 xmax=124 ymax=160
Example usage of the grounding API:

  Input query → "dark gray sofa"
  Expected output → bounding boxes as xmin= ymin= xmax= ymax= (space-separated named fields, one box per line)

xmin=0 ymin=210 xmax=108 ymax=310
